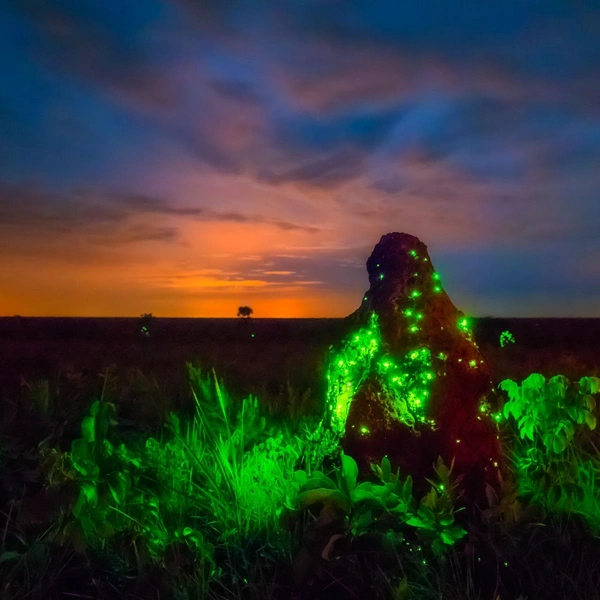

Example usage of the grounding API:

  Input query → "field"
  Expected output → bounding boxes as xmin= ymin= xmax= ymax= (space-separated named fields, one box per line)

xmin=1 ymin=317 xmax=600 ymax=599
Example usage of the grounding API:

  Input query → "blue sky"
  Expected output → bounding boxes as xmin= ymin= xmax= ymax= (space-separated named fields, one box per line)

xmin=1 ymin=0 xmax=599 ymax=317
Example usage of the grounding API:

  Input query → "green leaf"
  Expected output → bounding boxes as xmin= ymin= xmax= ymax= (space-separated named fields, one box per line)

xmin=552 ymin=435 xmax=567 ymax=454
xmin=81 ymin=416 xmax=96 ymax=443
xmin=548 ymin=375 xmax=568 ymax=401
xmin=107 ymin=472 xmax=128 ymax=505
xmin=71 ymin=438 xmax=90 ymax=463
xmin=402 ymin=476 xmax=413 ymax=501
xmin=579 ymin=376 xmax=600 ymax=395
xmin=394 ymin=575 xmax=409 ymax=600
xmin=80 ymin=481 xmax=98 ymax=506
xmin=340 ymin=452 xmax=358 ymax=498
xmin=585 ymin=412 xmax=597 ymax=431
xmin=297 ymin=488 xmax=351 ymax=513
xmin=0 ymin=551 xmax=22 ymax=564
xmin=303 ymin=473 xmax=337 ymax=491
xmin=523 ymin=373 xmax=546 ymax=391
xmin=499 ymin=379 xmax=520 ymax=403
xmin=441 ymin=526 xmax=467 ymax=545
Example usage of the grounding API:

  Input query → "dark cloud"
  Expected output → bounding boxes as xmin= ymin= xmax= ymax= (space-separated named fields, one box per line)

xmin=7 ymin=0 xmax=179 ymax=112
xmin=0 ymin=186 xmax=321 ymax=238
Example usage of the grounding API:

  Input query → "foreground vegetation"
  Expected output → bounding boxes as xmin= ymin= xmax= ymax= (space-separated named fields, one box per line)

xmin=1 ymin=322 xmax=600 ymax=599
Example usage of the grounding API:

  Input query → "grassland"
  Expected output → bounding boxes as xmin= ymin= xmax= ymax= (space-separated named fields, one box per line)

xmin=0 ymin=316 xmax=599 ymax=599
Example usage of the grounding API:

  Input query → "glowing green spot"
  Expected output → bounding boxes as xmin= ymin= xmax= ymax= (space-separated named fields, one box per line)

xmin=438 ymin=352 xmax=447 ymax=360
xmin=499 ymin=330 xmax=516 ymax=347
xmin=493 ymin=461 xmax=499 ymax=467
xmin=363 ymin=296 xmax=368 ymax=302
xmin=409 ymin=250 xmax=418 ymax=258
xmin=432 ymin=272 xmax=441 ymax=281
xmin=416 ymin=313 xmax=424 ymax=320
xmin=404 ymin=309 xmax=414 ymax=317
xmin=410 ymin=352 xmax=418 ymax=359
xmin=469 ymin=359 xmax=477 ymax=368
xmin=433 ymin=285 xmax=442 ymax=293
xmin=409 ymin=325 xmax=419 ymax=333
xmin=360 ymin=426 xmax=370 ymax=435
xmin=251 ymin=333 xmax=255 ymax=338
xmin=411 ymin=290 xmax=421 ymax=298
xmin=379 ymin=273 xmax=384 ymax=280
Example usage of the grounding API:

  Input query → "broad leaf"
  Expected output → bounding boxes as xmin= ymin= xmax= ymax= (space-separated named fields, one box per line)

xmin=81 ymin=416 xmax=96 ymax=443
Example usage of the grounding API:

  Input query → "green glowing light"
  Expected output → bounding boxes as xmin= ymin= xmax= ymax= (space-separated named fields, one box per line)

xmin=405 ymin=309 xmax=414 ymax=317
xmin=360 ymin=426 xmax=370 ymax=435
xmin=363 ymin=296 xmax=368 ymax=302
xmin=251 ymin=333 xmax=255 ymax=338
xmin=416 ymin=313 xmax=424 ymax=320
xmin=409 ymin=325 xmax=419 ymax=333
xmin=438 ymin=352 xmax=448 ymax=360
xmin=499 ymin=330 xmax=516 ymax=347
xmin=469 ymin=359 xmax=477 ymax=368
xmin=432 ymin=272 xmax=441 ymax=281
xmin=325 ymin=312 xmax=436 ymax=434
xmin=379 ymin=273 xmax=384 ymax=280
xmin=409 ymin=250 xmax=418 ymax=258
xmin=411 ymin=290 xmax=422 ymax=298
xmin=433 ymin=285 xmax=442 ymax=293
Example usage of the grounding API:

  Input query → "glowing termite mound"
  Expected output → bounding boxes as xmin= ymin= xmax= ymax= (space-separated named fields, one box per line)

xmin=325 ymin=232 xmax=501 ymax=498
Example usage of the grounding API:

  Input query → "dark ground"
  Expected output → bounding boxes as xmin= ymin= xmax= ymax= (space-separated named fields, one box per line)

xmin=0 ymin=316 xmax=599 ymax=425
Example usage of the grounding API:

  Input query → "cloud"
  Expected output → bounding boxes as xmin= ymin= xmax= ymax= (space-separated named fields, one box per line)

xmin=0 ymin=186 xmax=321 ymax=240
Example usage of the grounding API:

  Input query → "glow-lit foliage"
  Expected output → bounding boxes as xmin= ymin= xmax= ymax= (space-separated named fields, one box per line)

xmin=500 ymin=373 xmax=600 ymax=530
xmin=500 ymin=374 xmax=598 ymax=450
xmin=326 ymin=313 xmax=435 ymax=435
xmin=293 ymin=454 xmax=466 ymax=559
xmin=499 ymin=330 xmax=516 ymax=347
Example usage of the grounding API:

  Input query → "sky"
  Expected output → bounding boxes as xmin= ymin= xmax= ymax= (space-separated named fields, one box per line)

xmin=1 ymin=0 xmax=599 ymax=318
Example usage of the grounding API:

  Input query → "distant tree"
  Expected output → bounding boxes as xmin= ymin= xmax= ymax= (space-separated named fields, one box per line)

xmin=237 ymin=306 xmax=253 ymax=319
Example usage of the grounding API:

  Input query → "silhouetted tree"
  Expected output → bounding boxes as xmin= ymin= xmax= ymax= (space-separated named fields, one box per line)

xmin=237 ymin=306 xmax=253 ymax=319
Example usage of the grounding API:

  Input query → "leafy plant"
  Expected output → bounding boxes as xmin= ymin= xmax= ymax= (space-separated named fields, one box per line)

xmin=291 ymin=454 xmax=467 ymax=564
xmin=499 ymin=373 xmax=600 ymax=529
xmin=500 ymin=374 xmax=598 ymax=452
xmin=499 ymin=330 xmax=515 ymax=348
xmin=43 ymin=398 xmax=138 ymax=552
